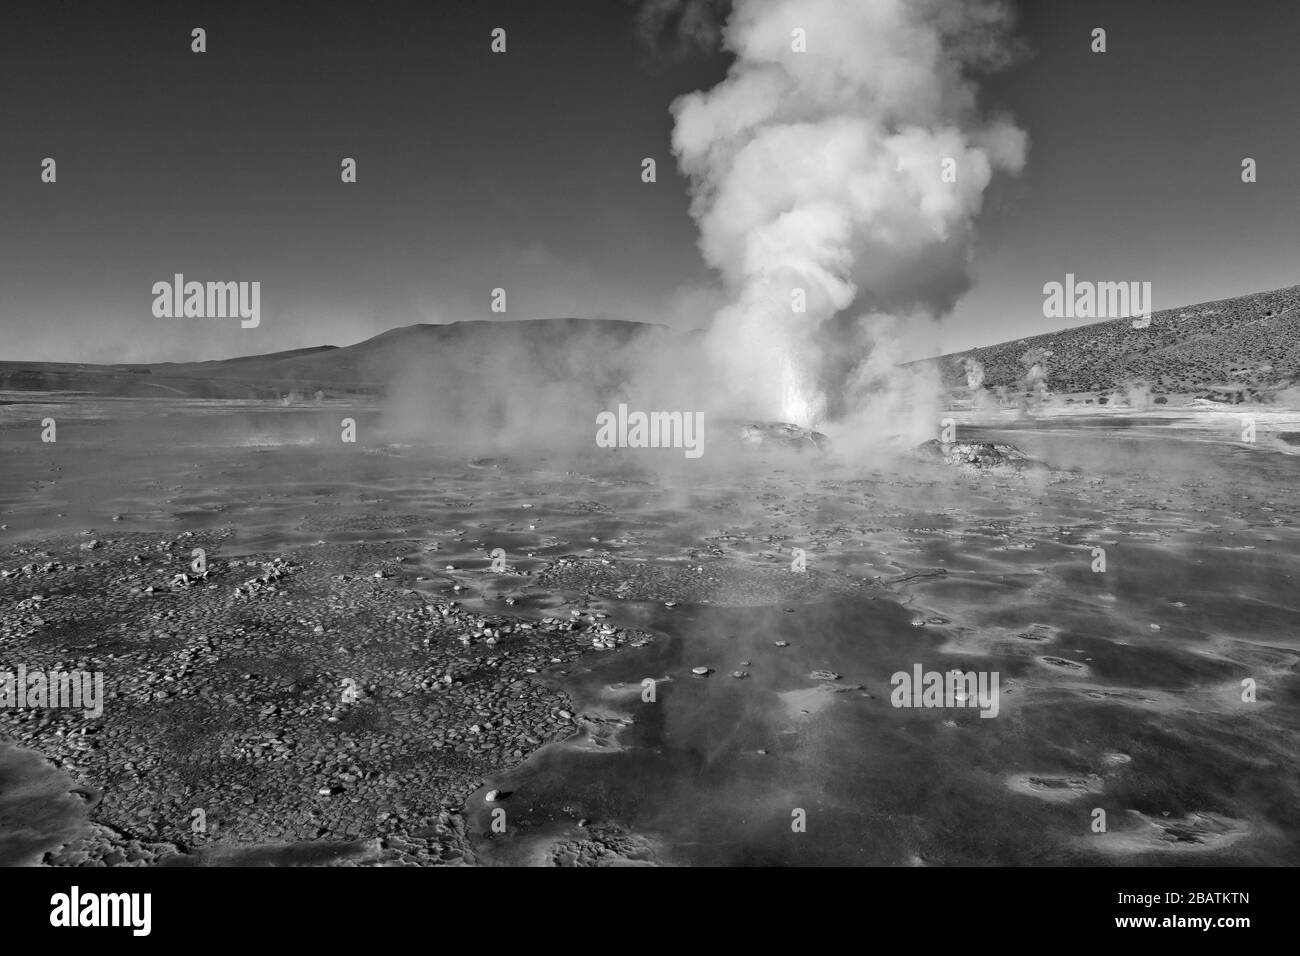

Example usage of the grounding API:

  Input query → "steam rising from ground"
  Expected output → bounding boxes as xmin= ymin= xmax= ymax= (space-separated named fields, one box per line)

xmin=1018 ymin=346 xmax=1052 ymax=415
xmin=671 ymin=0 xmax=1027 ymax=432
xmin=374 ymin=1 xmax=1027 ymax=466
xmin=380 ymin=322 xmax=715 ymax=456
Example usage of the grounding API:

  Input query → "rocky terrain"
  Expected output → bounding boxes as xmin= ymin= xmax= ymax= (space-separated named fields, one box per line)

xmin=2 ymin=397 xmax=1297 ymax=867
xmin=0 ymin=529 xmax=655 ymax=865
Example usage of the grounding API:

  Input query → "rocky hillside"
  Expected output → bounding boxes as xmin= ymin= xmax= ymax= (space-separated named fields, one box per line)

xmin=912 ymin=284 xmax=1300 ymax=401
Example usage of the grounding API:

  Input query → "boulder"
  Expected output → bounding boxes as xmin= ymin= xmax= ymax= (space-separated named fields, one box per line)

xmin=733 ymin=421 xmax=828 ymax=450
xmin=915 ymin=439 xmax=1031 ymax=470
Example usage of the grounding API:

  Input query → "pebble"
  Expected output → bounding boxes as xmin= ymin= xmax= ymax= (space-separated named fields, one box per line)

xmin=485 ymin=789 xmax=501 ymax=802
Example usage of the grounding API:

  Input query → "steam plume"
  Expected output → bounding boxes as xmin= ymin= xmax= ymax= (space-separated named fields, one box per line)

xmin=670 ymin=0 xmax=1027 ymax=428
xmin=1018 ymin=345 xmax=1051 ymax=414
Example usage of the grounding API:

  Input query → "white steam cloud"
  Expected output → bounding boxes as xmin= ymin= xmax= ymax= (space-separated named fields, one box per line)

xmin=670 ymin=0 xmax=1027 ymax=429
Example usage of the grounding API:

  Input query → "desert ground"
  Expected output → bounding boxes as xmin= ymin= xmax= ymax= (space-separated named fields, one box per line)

xmin=1 ymin=393 xmax=1298 ymax=866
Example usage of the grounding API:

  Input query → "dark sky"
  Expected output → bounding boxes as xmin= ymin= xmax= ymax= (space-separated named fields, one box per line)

xmin=2 ymin=0 xmax=1298 ymax=363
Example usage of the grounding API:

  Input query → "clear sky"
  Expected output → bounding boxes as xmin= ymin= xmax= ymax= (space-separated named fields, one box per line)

xmin=2 ymin=0 xmax=1297 ymax=363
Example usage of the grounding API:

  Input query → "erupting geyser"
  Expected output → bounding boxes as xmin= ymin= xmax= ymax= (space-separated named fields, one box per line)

xmin=671 ymin=0 xmax=1027 ymax=428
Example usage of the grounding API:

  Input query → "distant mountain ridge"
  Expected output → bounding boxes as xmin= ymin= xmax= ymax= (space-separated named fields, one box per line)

xmin=0 ymin=318 xmax=684 ymax=400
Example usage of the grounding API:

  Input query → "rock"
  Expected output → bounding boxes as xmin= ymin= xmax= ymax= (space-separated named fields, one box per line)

xmin=731 ymin=671 xmax=749 ymax=679
xmin=914 ymin=439 xmax=1031 ymax=470
xmin=810 ymin=670 xmax=841 ymax=681
xmin=485 ymin=789 xmax=501 ymax=803
xmin=733 ymin=421 xmax=828 ymax=451
xmin=774 ymin=641 xmax=789 ymax=647
xmin=691 ymin=667 xmax=710 ymax=676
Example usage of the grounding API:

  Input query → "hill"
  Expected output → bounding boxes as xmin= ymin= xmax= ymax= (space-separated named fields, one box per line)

xmin=0 ymin=319 xmax=687 ymax=401
xmin=910 ymin=284 xmax=1300 ymax=402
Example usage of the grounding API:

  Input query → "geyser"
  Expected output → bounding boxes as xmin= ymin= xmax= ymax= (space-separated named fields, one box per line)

xmin=671 ymin=0 xmax=1028 ymax=429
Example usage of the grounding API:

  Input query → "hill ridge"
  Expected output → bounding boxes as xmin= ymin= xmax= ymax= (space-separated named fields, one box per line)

xmin=910 ymin=282 xmax=1300 ymax=399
